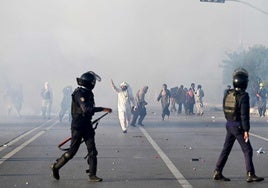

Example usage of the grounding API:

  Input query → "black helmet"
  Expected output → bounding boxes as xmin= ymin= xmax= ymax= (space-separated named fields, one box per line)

xmin=232 ymin=68 xmax=248 ymax=90
xmin=76 ymin=71 xmax=101 ymax=90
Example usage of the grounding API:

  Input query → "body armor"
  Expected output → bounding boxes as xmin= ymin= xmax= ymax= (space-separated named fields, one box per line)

xmin=223 ymin=89 xmax=239 ymax=121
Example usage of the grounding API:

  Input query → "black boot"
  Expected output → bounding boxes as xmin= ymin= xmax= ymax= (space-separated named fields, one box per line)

xmin=50 ymin=153 xmax=69 ymax=180
xmin=213 ymin=170 xmax=230 ymax=181
xmin=89 ymin=175 xmax=103 ymax=182
xmin=87 ymin=154 xmax=102 ymax=182
xmin=246 ymin=172 xmax=264 ymax=182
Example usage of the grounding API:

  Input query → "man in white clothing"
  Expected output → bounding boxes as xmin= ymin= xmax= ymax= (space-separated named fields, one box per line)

xmin=111 ymin=79 xmax=135 ymax=133
xmin=194 ymin=84 xmax=204 ymax=116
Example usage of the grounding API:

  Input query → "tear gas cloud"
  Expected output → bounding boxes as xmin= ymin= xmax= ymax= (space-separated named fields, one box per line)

xmin=0 ymin=0 xmax=268 ymax=116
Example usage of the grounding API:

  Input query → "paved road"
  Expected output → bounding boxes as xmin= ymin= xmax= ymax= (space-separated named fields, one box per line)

xmin=0 ymin=110 xmax=268 ymax=188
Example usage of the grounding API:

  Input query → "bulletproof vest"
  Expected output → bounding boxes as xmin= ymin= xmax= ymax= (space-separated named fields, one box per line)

xmin=71 ymin=87 xmax=95 ymax=119
xmin=71 ymin=88 xmax=83 ymax=118
xmin=223 ymin=89 xmax=239 ymax=121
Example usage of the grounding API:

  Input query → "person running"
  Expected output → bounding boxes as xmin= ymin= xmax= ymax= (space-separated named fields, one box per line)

xmin=51 ymin=71 xmax=112 ymax=182
xmin=157 ymin=84 xmax=171 ymax=120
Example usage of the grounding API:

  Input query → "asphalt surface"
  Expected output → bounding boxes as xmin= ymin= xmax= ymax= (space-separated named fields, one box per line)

xmin=0 ymin=109 xmax=268 ymax=188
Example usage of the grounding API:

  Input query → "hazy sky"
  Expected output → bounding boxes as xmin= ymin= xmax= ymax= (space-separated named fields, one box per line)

xmin=0 ymin=0 xmax=268 ymax=115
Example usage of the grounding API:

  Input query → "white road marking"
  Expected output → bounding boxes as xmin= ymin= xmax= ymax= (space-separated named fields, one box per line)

xmin=139 ymin=127 xmax=193 ymax=188
xmin=250 ymin=132 xmax=268 ymax=142
xmin=0 ymin=122 xmax=57 ymax=165
xmin=0 ymin=119 xmax=53 ymax=152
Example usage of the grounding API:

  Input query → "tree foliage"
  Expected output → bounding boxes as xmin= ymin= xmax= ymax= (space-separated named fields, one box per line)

xmin=221 ymin=45 xmax=268 ymax=86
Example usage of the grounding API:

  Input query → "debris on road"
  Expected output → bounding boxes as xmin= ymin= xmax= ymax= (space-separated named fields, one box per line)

xmin=257 ymin=147 xmax=265 ymax=154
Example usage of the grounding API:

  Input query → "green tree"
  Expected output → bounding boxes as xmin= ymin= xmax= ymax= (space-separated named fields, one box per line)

xmin=221 ymin=45 xmax=268 ymax=106
xmin=222 ymin=45 xmax=268 ymax=83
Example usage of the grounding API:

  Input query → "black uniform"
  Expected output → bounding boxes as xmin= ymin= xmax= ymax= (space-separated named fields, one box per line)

xmin=215 ymin=89 xmax=254 ymax=173
xmin=214 ymin=68 xmax=263 ymax=182
xmin=51 ymin=71 xmax=111 ymax=182
xmin=69 ymin=87 xmax=104 ymax=175
xmin=51 ymin=87 xmax=105 ymax=180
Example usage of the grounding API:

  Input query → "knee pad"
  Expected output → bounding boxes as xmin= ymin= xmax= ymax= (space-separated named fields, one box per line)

xmin=64 ymin=152 xmax=73 ymax=160
xmin=88 ymin=150 xmax=98 ymax=158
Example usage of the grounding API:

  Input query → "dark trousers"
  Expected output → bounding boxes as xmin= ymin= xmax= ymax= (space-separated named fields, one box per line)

xmin=66 ymin=127 xmax=98 ymax=175
xmin=162 ymin=104 xmax=170 ymax=119
xmin=189 ymin=103 xmax=194 ymax=114
xmin=178 ymin=102 xmax=184 ymax=114
xmin=131 ymin=106 xmax=146 ymax=125
xmin=215 ymin=125 xmax=255 ymax=173
xmin=258 ymin=101 xmax=266 ymax=117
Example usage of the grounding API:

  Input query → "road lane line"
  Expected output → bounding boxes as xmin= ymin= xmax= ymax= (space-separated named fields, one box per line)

xmin=139 ymin=127 xmax=193 ymax=188
xmin=0 ymin=119 xmax=54 ymax=152
xmin=250 ymin=133 xmax=268 ymax=142
xmin=0 ymin=121 xmax=57 ymax=165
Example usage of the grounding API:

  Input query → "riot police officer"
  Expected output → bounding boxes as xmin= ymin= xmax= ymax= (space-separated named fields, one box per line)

xmin=213 ymin=68 xmax=264 ymax=183
xmin=51 ymin=71 xmax=112 ymax=182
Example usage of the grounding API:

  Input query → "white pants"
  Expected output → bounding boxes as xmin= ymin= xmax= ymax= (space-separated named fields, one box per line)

xmin=118 ymin=110 xmax=131 ymax=131
xmin=195 ymin=101 xmax=203 ymax=115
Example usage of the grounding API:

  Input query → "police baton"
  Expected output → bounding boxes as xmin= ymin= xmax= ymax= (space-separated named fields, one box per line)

xmin=58 ymin=112 xmax=109 ymax=150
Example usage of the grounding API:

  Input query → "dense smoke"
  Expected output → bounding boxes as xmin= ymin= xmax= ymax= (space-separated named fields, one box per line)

xmin=0 ymin=0 xmax=267 ymax=116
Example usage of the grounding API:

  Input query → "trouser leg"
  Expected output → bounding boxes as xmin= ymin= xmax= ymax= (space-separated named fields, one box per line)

xmin=138 ymin=108 xmax=146 ymax=125
xmin=51 ymin=129 xmax=81 ymax=180
xmin=215 ymin=127 xmax=236 ymax=172
xmin=178 ymin=103 xmax=182 ymax=113
xmin=84 ymin=131 xmax=98 ymax=176
xmin=51 ymin=152 xmax=71 ymax=180
xmin=85 ymin=133 xmax=102 ymax=182
xmin=236 ymin=131 xmax=255 ymax=173
xmin=41 ymin=103 xmax=46 ymax=118
xmin=59 ymin=109 xmax=64 ymax=121
xmin=131 ymin=111 xmax=138 ymax=126
xmin=53 ymin=152 xmax=71 ymax=169
xmin=118 ymin=111 xmax=127 ymax=131
xmin=262 ymin=103 xmax=266 ymax=116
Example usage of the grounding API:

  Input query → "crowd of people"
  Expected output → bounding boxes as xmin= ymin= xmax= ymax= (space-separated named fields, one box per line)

xmin=2 ymin=76 xmax=267 ymax=125
xmin=158 ymin=83 xmax=205 ymax=120
xmin=50 ymin=69 xmax=264 ymax=183
xmin=109 ymin=80 xmax=206 ymax=133
xmin=2 ymin=81 xmax=73 ymax=121
xmin=1 ymin=69 xmax=265 ymax=183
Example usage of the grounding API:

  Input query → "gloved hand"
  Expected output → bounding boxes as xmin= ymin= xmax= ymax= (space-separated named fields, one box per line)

xmin=103 ymin=108 xmax=112 ymax=113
